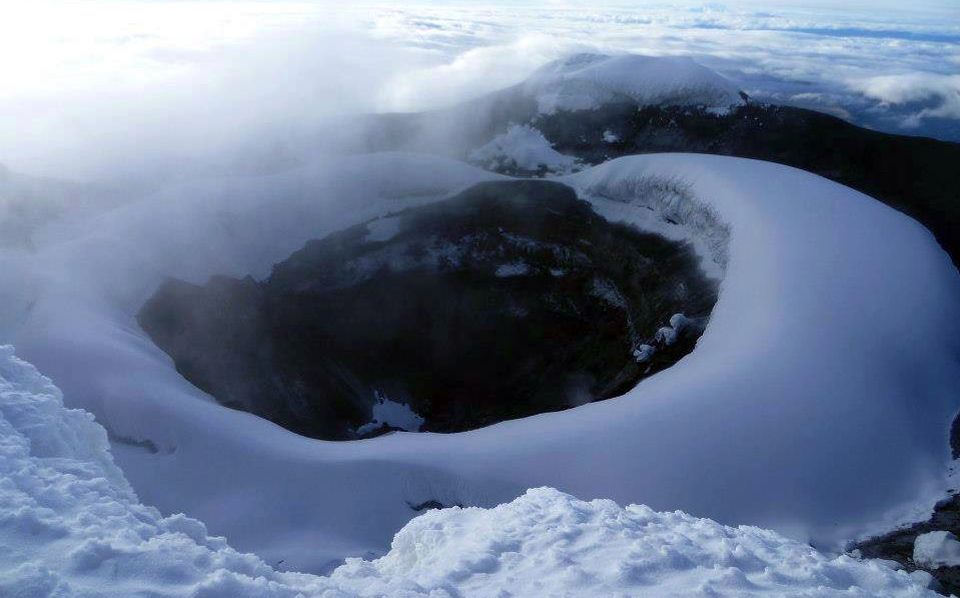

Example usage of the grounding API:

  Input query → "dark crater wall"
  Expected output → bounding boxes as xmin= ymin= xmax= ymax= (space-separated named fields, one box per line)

xmin=138 ymin=180 xmax=717 ymax=440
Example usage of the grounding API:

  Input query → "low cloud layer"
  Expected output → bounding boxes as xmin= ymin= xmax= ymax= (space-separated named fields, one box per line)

xmin=0 ymin=3 xmax=444 ymax=180
xmin=848 ymin=73 xmax=960 ymax=126
xmin=370 ymin=1 xmax=959 ymax=141
xmin=0 ymin=0 xmax=957 ymax=181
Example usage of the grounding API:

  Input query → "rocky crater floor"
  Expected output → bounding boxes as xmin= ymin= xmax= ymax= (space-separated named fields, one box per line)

xmin=138 ymin=180 xmax=717 ymax=440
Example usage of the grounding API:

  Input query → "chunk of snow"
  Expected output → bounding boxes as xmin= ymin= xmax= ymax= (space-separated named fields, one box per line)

xmin=602 ymin=129 xmax=619 ymax=143
xmin=655 ymin=325 xmax=678 ymax=345
xmin=469 ymin=123 xmax=581 ymax=174
xmin=525 ymin=53 xmax=744 ymax=114
xmin=910 ymin=569 xmax=938 ymax=590
xmin=356 ymin=390 xmax=424 ymax=435
xmin=914 ymin=531 xmax=960 ymax=568
xmin=632 ymin=344 xmax=655 ymax=362
xmin=0 ymin=356 xmax=938 ymax=597
xmin=669 ymin=312 xmax=690 ymax=332
xmin=653 ymin=313 xmax=689 ymax=347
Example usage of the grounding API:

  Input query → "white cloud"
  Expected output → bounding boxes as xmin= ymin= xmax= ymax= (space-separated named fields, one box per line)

xmin=366 ymin=2 xmax=960 ymax=139
xmin=848 ymin=73 xmax=960 ymax=121
xmin=377 ymin=34 xmax=582 ymax=112
xmin=1 ymin=0 xmax=958 ymax=178
xmin=0 ymin=2 xmax=438 ymax=179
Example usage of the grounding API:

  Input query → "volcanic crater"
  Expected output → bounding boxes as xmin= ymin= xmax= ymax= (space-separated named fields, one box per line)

xmin=138 ymin=180 xmax=717 ymax=440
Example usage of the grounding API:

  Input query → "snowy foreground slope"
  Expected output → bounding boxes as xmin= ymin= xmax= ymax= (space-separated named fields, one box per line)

xmin=0 ymin=347 xmax=938 ymax=596
xmin=1 ymin=153 xmax=960 ymax=575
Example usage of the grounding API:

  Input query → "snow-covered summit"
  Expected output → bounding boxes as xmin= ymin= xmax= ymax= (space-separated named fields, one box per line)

xmin=523 ymin=53 xmax=744 ymax=114
xmin=0 ymin=345 xmax=937 ymax=596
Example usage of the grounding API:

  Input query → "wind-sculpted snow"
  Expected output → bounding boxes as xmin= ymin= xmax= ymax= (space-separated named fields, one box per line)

xmin=0 ymin=350 xmax=937 ymax=595
xmin=523 ymin=54 xmax=744 ymax=115
xmin=1 ymin=153 xmax=959 ymax=574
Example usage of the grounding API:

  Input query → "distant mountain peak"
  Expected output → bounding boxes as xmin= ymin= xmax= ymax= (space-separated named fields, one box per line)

xmin=522 ymin=53 xmax=744 ymax=114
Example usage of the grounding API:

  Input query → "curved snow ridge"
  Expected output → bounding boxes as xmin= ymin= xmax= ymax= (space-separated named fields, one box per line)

xmin=0 ymin=350 xmax=937 ymax=596
xmin=3 ymin=152 xmax=960 ymax=571
xmin=523 ymin=53 xmax=744 ymax=114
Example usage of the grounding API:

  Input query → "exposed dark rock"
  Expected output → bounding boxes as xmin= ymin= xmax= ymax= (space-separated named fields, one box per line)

xmin=951 ymin=417 xmax=960 ymax=461
xmin=854 ymin=493 xmax=960 ymax=595
xmin=138 ymin=180 xmax=717 ymax=440
xmin=407 ymin=500 xmax=462 ymax=512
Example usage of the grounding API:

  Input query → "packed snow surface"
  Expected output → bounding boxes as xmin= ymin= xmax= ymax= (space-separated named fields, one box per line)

xmin=356 ymin=391 xmax=424 ymax=436
xmin=914 ymin=531 xmax=960 ymax=569
xmin=0 ymin=350 xmax=938 ymax=596
xmin=1 ymin=152 xmax=959 ymax=573
xmin=524 ymin=53 xmax=744 ymax=114
xmin=468 ymin=123 xmax=581 ymax=174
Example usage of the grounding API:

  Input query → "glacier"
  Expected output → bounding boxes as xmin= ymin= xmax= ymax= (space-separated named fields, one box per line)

xmin=0 ymin=151 xmax=959 ymax=577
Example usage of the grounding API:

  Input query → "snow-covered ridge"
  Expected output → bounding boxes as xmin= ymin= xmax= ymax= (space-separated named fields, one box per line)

xmin=2 ymin=153 xmax=960 ymax=573
xmin=523 ymin=53 xmax=744 ymax=114
xmin=0 ymin=347 xmax=937 ymax=596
